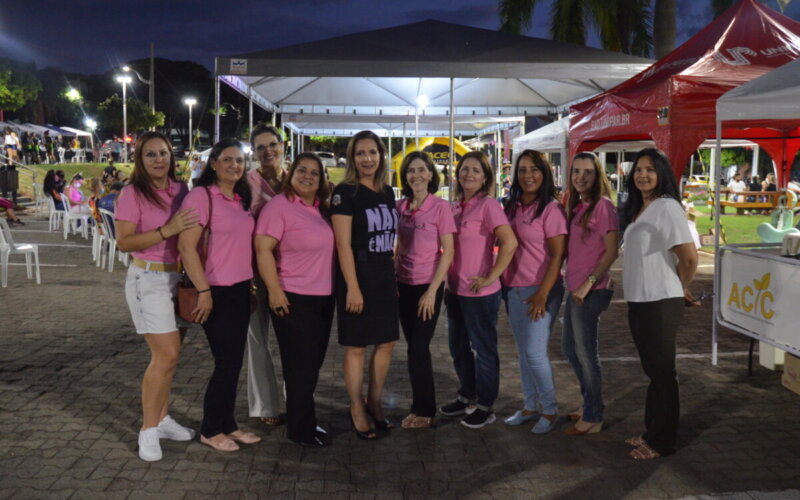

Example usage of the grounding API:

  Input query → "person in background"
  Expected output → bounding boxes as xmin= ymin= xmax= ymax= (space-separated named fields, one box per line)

xmin=255 ymin=153 xmax=335 ymax=447
xmin=43 ymin=170 xmax=64 ymax=210
xmin=746 ymin=176 xmax=761 ymax=203
xmin=65 ymin=173 xmax=91 ymax=215
xmin=727 ymin=173 xmax=746 ymax=202
xmin=331 ymin=130 xmax=399 ymax=440
xmin=245 ymin=124 xmax=286 ymax=427
xmin=189 ymin=154 xmax=204 ymax=189
xmin=395 ymin=151 xmax=456 ymax=429
xmin=500 ymin=150 xmax=566 ymax=435
xmin=621 ymin=148 xmax=699 ymax=460
xmin=115 ymin=131 xmax=199 ymax=462
xmin=178 ymin=138 xmax=261 ymax=453
xmin=561 ymin=152 xmax=619 ymax=436
xmin=440 ymin=151 xmax=517 ymax=429
xmin=0 ymin=196 xmax=24 ymax=226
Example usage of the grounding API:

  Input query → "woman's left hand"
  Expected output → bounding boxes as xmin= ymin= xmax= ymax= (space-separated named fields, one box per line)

xmin=571 ymin=280 xmax=593 ymax=306
xmin=525 ymin=290 xmax=548 ymax=321
xmin=417 ymin=291 xmax=436 ymax=321
xmin=468 ymin=275 xmax=493 ymax=294
xmin=268 ymin=290 xmax=291 ymax=317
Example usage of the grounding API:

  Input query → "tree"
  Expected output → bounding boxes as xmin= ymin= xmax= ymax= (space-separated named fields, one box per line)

xmin=653 ymin=0 xmax=676 ymax=59
xmin=97 ymin=94 xmax=165 ymax=135
xmin=0 ymin=59 xmax=42 ymax=120
xmin=499 ymin=0 xmax=652 ymax=57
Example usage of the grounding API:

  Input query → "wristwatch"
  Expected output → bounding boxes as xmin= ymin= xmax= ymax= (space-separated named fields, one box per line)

xmin=587 ymin=274 xmax=598 ymax=285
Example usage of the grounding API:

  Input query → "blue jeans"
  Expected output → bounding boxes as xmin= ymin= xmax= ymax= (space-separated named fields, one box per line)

xmin=561 ymin=288 xmax=613 ymax=423
xmin=505 ymin=281 xmax=564 ymax=415
xmin=446 ymin=290 xmax=501 ymax=410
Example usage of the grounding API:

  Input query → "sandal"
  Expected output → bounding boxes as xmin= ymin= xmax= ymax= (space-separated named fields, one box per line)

xmin=200 ymin=434 xmax=239 ymax=452
xmin=403 ymin=415 xmax=436 ymax=429
xmin=228 ymin=430 xmax=261 ymax=444
xmin=629 ymin=443 xmax=660 ymax=460
xmin=401 ymin=413 xmax=417 ymax=428
xmin=625 ymin=435 xmax=646 ymax=447
xmin=260 ymin=415 xmax=284 ymax=426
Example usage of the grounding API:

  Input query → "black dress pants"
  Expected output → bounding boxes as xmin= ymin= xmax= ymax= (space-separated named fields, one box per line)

xmin=271 ymin=292 xmax=334 ymax=443
xmin=398 ymin=282 xmax=444 ymax=418
xmin=628 ymin=297 xmax=684 ymax=456
xmin=201 ymin=280 xmax=251 ymax=437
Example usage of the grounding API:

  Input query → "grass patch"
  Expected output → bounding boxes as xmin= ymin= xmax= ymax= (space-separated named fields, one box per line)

xmin=14 ymin=162 xmax=134 ymax=200
xmin=691 ymin=202 xmax=797 ymax=250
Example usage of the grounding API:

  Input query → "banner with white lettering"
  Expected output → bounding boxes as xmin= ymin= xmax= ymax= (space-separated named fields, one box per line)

xmin=719 ymin=251 xmax=800 ymax=349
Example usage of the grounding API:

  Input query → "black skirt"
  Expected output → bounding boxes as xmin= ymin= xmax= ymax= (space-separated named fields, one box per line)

xmin=336 ymin=252 xmax=399 ymax=347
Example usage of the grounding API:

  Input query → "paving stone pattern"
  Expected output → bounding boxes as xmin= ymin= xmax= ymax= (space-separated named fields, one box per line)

xmin=1 ymin=217 xmax=799 ymax=499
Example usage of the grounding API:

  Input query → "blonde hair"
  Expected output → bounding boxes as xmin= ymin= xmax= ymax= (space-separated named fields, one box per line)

xmin=341 ymin=130 xmax=389 ymax=191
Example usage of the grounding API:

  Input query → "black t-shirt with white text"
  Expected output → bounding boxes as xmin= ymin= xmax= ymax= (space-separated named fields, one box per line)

xmin=331 ymin=183 xmax=398 ymax=254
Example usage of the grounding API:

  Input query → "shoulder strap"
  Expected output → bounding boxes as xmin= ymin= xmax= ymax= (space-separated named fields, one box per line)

xmin=199 ymin=187 xmax=213 ymax=265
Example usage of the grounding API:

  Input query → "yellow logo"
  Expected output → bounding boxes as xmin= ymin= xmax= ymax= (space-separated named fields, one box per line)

xmin=727 ymin=272 xmax=775 ymax=320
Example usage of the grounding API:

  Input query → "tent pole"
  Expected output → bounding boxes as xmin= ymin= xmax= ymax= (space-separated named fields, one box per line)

xmin=752 ymin=144 xmax=761 ymax=177
xmin=449 ymin=77 xmax=455 ymax=202
xmin=712 ymin=119 xmax=722 ymax=366
xmin=214 ymin=76 xmax=220 ymax=143
xmin=272 ymin=111 xmax=276 ymax=127
xmin=248 ymin=88 xmax=254 ymax=140
xmin=617 ymin=151 xmax=623 ymax=193
xmin=402 ymin=123 xmax=407 ymax=159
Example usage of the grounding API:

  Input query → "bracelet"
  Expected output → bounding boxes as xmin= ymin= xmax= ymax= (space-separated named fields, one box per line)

xmin=157 ymin=226 xmax=166 ymax=240
xmin=197 ymin=288 xmax=211 ymax=294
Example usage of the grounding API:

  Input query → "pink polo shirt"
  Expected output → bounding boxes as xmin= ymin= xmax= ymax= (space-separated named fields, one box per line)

xmin=255 ymin=193 xmax=335 ymax=295
xmin=115 ymin=179 xmax=189 ymax=263
xmin=448 ymin=194 xmax=509 ymax=297
xmin=396 ymin=195 xmax=457 ymax=286
xmin=566 ymin=197 xmax=618 ymax=292
xmin=180 ymin=185 xmax=255 ymax=286
xmin=502 ymin=199 xmax=567 ymax=287
xmin=247 ymin=168 xmax=280 ymax=219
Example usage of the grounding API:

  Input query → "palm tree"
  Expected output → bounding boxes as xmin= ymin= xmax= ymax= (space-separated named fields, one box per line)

xmin=499 ymin=0 xmax=652 ymax=57
xmin=653 ymin=0 xmax=675 ymax=59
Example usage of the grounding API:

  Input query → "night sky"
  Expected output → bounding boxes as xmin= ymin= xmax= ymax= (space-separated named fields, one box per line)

xmin=2 ymin=0 xmax=800 ymax=74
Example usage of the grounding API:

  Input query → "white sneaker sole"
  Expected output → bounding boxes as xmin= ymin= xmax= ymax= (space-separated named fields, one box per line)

xmin=460 ymin=413 xmax=496 ymax=429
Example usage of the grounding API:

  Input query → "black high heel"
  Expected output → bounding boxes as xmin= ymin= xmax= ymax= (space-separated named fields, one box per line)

xmin=365 ymin=404 xmax=394 ymax=430
xmin=349 ymin=411 xmax=377 ymax=440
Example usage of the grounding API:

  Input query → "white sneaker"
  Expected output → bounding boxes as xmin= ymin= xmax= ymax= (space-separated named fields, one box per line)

xmin=157 ymin=415 xmax=196 ymax=441
xmin=138 ymin=427 xmax=162 ymax=462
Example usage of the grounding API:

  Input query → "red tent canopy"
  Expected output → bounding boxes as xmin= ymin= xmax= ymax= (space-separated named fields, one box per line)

xmin=568 ymin=0 xmax=800 ymax=183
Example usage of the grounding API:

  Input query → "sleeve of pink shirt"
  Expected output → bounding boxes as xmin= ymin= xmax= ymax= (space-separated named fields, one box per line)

xmin=542 ymin=201 xmax=568 ymax=239
xmin=481 ymin=197 xmax=509 ymax=233
xmin=592 ymin=198 xmax=619 ymax=236
xmin=437 ymin=200 xmax=457 ymax=235
xmin=181 ymin=187 xmax=211 ymax=227
xmin=255 ymin=195 xmax=286 ymax=240
xmin=114 ymin=186 xmax=140 ymax=224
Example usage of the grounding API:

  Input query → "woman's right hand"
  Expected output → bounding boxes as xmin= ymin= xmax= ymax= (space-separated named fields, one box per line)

xmin=268 ymin=289 xmax=291 ymax=317
xmin=163 ymin=209 xmax=200 ymax=238
xmin=193 ymin=292 xmax=213 ymax=324
xmin=346 ymin=286 xmax=364 ymax=314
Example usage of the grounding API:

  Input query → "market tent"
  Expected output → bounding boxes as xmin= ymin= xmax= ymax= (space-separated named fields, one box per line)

xmin=568 ymin=0 xmax=800 ymax=182
xmin=43 ymin=125 xmax=76 ymax=136
xmin=214 ymin=19 xmax=652 ymax=141
xmin=60 ymin=127 xmax=92 ymax=137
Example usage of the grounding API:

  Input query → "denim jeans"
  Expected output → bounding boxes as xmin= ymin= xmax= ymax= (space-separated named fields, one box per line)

xmin=504 ymin=281 xmax=564 ymax=415
xmin=446 ymin=290 xmax=501 ymax=410
xmin=561 ymin=288 xmax=613 ymax=423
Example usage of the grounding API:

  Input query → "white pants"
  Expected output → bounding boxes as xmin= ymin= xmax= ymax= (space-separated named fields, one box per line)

xmin=246 ymin=278 xmax=281 ymax=417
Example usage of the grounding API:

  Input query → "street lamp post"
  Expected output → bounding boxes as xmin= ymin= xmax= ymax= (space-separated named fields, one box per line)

xmin=184 ymin=98 xmax=197 ymax=153
xmin=116 ymin=75 xmax=132 ymax=164
xmin=123 ymin=65 xmax=154 ymax=113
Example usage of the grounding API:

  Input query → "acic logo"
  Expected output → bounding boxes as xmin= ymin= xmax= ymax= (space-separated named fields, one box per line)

xmin=727 ymin=272 xmax=775 ymax=320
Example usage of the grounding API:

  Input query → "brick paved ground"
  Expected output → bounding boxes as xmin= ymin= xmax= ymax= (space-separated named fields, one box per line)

xmin=1 ymin=215 xmax=799 ymax=499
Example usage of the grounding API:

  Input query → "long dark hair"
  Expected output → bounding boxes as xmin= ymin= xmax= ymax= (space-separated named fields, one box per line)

xmin=195 ymin=138 xmax=251 ymax=211
xmin=281 ymin=152 xmax=331 ymax=214
xmin=128 ymin=131 xmax=178 ymax=209
xmin=567 ymin=152 xmax=613 ymax=234
xmin=621 ymin=148 xmax=681 ymax=228
xmin=399 ymin=151 xmax=440 ymax=198
xmin=504 ymin=149 xmax=557 ymax=221
xmin=43 ymin=169 xmax=58 ymax=197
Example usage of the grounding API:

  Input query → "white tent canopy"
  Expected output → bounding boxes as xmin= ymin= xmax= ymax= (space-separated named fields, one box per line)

xmin=717 ymin=58 xmax=800 ymax=122
xmin=214 ymin=20 xmax=652 ymax=140
xmin=60 ymin=127 xmax=92 ymax=137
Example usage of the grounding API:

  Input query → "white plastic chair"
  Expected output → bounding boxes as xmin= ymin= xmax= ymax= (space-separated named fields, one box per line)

xmin=0 ymin=219 xmax=41 ymax=287
xmin=91 ymin=217 xmax=106 ymax=264
xmin=32 ymin=183 xmax=48 ymax=214
xmin=46 ymin=196 xmax=65 ymax=232
xmin=62 ymin=198 xmax=90 ymax=240
xmin=98 ymin=208 xmax=118 ymax=272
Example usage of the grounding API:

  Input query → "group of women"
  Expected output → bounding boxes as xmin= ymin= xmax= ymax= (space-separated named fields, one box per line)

xmin=116 ymin=127 xmax=697 ymax=463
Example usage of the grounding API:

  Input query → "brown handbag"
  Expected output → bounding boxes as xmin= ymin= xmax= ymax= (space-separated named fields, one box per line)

xmin=176 ymin=187 xmax=213 ymax=323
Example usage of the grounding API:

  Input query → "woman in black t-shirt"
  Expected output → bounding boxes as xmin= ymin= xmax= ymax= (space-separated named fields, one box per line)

xmin=331 ymin=130 xmax=399 ymax=440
